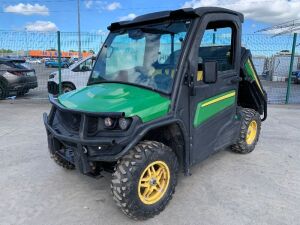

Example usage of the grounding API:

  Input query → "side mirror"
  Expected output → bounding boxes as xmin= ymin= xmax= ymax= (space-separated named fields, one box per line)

xmin=81 ymin=65 xmax=90 ymax=71
xmin=203 ymin=61 xmax=217 ymax=83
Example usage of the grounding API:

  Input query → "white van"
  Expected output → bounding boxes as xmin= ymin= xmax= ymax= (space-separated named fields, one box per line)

xmin=47 ymin=55 xmax=96 ymax=94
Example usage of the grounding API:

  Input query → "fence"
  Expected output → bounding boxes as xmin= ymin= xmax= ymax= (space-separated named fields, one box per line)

xmin=0 ymin=30 xmax=299 ymax=104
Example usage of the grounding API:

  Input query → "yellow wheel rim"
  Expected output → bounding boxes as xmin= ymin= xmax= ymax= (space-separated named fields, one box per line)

xmin=138 ymin=161 xmax=170 ymax=205
xmin=246 ymin=120 xmax=257 ymax=145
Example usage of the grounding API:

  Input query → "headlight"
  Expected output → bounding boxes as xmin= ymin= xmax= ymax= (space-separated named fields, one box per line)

xmin=104 ymin=117 xmax=132 ymax=130
xmin=118 ymin=118 xmax=131 ymax=130
xmin=104 ymin=117 xmax=114 ymax=127
xmin=49 ymin=72 xmax=56 ymax=79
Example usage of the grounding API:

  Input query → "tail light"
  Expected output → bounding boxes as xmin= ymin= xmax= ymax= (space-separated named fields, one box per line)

xmin=10 ymin=70 xmax=35 ymax=76
xmin=10 ymin=71 xmax=25 ymax=76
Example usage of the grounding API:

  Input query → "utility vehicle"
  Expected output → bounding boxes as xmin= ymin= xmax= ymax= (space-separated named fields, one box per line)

xmin=44 ymin=7 xmax=267 ymax=220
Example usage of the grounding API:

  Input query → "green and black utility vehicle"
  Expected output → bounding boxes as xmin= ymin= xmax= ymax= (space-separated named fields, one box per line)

xmin=44 ymin=7 xmax=267 ymax=220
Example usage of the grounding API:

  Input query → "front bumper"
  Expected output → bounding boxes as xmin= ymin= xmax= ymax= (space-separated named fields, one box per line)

xmin=47 ymin=81 xmax=59 ymax=95
xmin=8 ymin=80 xmax=38 ymax=93
xmin=43 ymin=96 xmax=141 ymax=174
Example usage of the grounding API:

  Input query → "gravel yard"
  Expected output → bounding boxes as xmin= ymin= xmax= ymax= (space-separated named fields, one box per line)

xmin=0 ymin=102 xmax=300 ymax=225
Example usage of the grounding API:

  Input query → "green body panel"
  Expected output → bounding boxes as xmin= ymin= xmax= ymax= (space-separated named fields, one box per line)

xmin=58 ymin=83 xmax=171 ymax=123
xmin=245 ymin=59 xmax=263 ymax=93
xmin=193 ymin=90 xmax=236 ymax=127
xmin=245 ymin=60 xmax=255 ymax=80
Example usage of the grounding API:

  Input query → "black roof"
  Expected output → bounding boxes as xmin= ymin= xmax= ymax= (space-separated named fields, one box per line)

xmin=0 ymin=57 xmax=25 ymax=63
xmin=108 ymin=7 xmax=244 ymax=31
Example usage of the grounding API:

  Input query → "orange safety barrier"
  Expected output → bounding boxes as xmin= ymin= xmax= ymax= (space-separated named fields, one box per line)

xmin=29 ymin=50 xmax=93 ymax=58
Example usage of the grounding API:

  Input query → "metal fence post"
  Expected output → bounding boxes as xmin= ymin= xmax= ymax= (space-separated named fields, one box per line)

xmin=57 ymin=31 xmax=62 ymax=95
xmin=285 ymin=33 xmax=297 ymax=104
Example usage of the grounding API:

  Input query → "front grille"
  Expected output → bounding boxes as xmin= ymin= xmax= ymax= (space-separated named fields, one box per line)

xmin=56 ymin=109 xmax=81 ymax=132
xmin=87 ymin=116 xmax=99 ymax=135
xmin=55 ymin=109 xmax=102 ymax=135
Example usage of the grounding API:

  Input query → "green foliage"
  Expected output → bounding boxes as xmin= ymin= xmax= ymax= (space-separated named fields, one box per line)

xmin=0 ymin=49 xmax=13 ymax=53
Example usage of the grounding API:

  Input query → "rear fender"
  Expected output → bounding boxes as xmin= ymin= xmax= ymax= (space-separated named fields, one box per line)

xmin=239 ymin=48 xmax=267 ymax=121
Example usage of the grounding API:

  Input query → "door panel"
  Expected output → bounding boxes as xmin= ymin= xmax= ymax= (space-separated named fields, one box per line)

xmin=189 ymin=14 xmax=242 ymax=165
xmin=193 ymin=90 xmax=236 ymax=127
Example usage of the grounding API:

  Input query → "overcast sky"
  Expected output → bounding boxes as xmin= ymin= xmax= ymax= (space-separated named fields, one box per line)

xmin=1 ymin=0 xmax=300 ymax=33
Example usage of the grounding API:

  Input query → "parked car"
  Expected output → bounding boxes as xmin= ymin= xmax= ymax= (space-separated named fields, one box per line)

xmin=42 ymin=58 xmax=51 ymax=63
xmin=292 ymin=70 xmax=300 ymax=84
xmin=48 ymin=55 xmax=96 ymax=94
xmin=45 ymin=59 xmax=70 ymax=68
xmin=69 ymin=57 xmax=79 ymax=65
xmin=0 ymin=58 xmax=38 ymax=99
xmin=26 ymin=58 xmax=42 ymax=64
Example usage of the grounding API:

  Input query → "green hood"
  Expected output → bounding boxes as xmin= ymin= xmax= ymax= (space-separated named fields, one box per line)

xmin=58 ymin=83 xmax=171 ymax=122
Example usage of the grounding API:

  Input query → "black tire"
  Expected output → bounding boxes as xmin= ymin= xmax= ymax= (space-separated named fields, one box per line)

xmin=0 ymin=83 xmax=7 ymax=100
xmin=231 ymin=108 xmax=261 ymax=154
xmin=111 ymin=141 xmax=179 ymax=220
xmin=50 ymin=152 xmax=75 ymax=170
xmin=18 ymin=89 xmax=28 ymax=96
xmin=62 ymin=83 xmax=75 ymax=93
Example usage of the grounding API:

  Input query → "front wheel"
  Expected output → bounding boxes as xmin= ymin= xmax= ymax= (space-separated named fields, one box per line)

xmin=50 ymin=151 xmax=75 ymax=170
xmin=111 ymin=141 xmax=179 ymax=220
xmin=62 ymin=83 xmax=75 ymax=93
xmin=231 ymin=108 xmax=261 ymax=154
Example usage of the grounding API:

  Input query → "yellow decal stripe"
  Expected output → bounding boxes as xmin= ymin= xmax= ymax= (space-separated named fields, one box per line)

xmin=197 ymin=71 xmax=203 ymax=81
xmin=201 ymin=92 xmax=236 ymax=107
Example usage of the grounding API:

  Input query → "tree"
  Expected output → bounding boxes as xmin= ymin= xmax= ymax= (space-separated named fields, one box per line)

xmin=0 ymin=49 xmax=13 ymax=53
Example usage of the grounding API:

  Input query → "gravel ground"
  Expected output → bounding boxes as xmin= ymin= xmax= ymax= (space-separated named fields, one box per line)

xmin=0 ymin=102 xmax=300 ymax=225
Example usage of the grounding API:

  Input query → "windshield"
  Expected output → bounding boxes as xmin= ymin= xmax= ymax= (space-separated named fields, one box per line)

xmin=89 ymin=21 xmax=190 ymax=93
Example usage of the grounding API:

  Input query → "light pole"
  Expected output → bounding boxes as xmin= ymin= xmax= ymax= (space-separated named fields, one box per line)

xmin=77 ymin=0 xmax=82 ymax=59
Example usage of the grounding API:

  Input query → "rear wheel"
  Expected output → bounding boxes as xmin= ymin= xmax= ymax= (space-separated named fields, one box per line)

xmin=231 ymin=108 xmax=261 ymax=154
xmin=111 ymin=141 xmax=179 ymax=220
xmin=0 ymin=83 xmax=7 ymax=99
